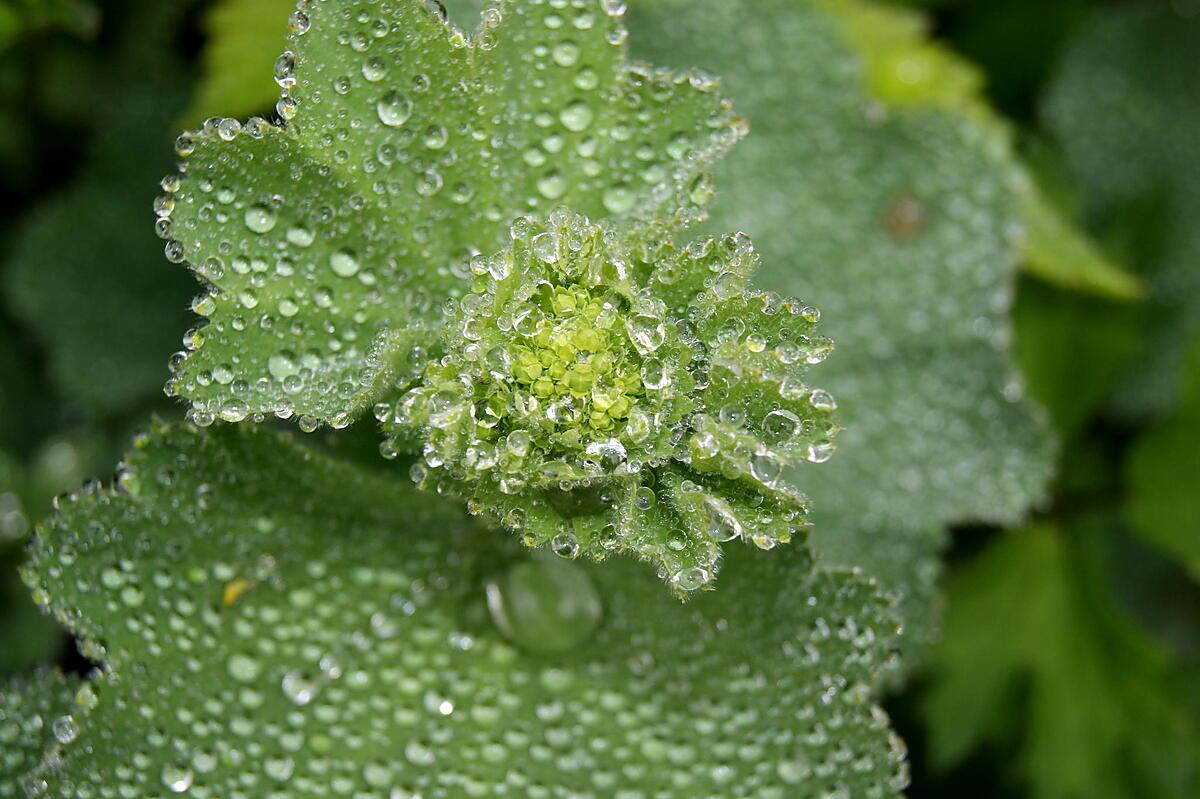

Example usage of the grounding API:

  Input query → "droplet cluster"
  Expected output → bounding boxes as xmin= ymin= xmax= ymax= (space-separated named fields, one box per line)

xmin=15 ymin=423 xmax=908 ymax=798
xmin=156 ymin=0 xmax=745 ymax=430
xmin=0 ymin=670 xmax=79 ymax=799
xmin=379 ymin=208 xmax=839 ymax=591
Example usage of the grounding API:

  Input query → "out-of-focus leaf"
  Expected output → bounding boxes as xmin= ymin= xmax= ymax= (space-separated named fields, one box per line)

xmin=2 ymin=0 xmax=194 ymax=416
xmin=0 ymin=0 xmax=97 ymax=50
xmin=23 ymin=422 xmax=909 ymax=796
xmin=925 ymin=522 xmax=1200 ymax=799
xmin=0 ymin=669 xmax=80 ymax=798
xmin=1014 ymin=277 xmax=1143 ymax=440
xmin=181 ymin=0 xmax=295 ymax=127
xmin=1126 ymin=338 xmax=1200 ymax=579
xmin=819 ymin=0 xmax=1141 ymax=301
xmin=1045 ymin=3 xmax=1200 ymax=416
xmin=630 ymin=0 xmax=1055 ymax=658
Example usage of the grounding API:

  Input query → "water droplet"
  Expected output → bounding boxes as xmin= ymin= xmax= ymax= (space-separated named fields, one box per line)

xmin=51 ymin=715 xmax=78 ymax=745
xmin=330 ymin=249 xmax=360 ymax=277
xmin=762 ymin=409 xmax=800 ymax=443
xmin=244 ymin=205 xmax=277 ymax=234
xmin=486 ymin=557 xmax=602 ymax=655
xmin=560 ymin=100 xmax=594 ymax=132
xmin=376 ymin=91 xmax=414 ymax=127
xmin=227 ymin=653 xmax=261 ymax=682
xmin=602 ymin=184 xmax=636 ymax=214
xmin=552 ymin=41 xmax=580 ymax=67
xmin=670 ymin=566 xmax=711 ymax=592
xmin=626 ymin=314 xmax=666 ymax=354
xmin=361 ymin=57 xmax=387 ymax=82
xmin=281 ymin=670 xmax=318 ymax=705
xmin=537 ymin=171 xmax=567 ymax=199
xmin=161 ymin=763 xmax=194 ymax=793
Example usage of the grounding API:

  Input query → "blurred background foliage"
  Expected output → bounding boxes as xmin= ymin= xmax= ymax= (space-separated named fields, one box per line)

xmin=0 ymin=0 xmax=1196 ymax=796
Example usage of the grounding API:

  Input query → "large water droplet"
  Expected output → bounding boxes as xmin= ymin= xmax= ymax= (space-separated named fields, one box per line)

xmin=486 ymin=556 xmax=602 ymax=655
xmin=244 ymin=205 xmax=277 ymax=234
xmin=330 ymin=249 xmax=360 ymax=277
xmin=376 ymin=91 xmax=414 ymax=127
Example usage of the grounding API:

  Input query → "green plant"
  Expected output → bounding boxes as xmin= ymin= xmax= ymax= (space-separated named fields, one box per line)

xmin=4 ymin=1 xmax=1194 ymax=797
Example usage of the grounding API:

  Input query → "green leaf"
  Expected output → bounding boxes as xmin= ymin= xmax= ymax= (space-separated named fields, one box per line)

xmin=0 ymin=0 xmax=97 ymax=50
xmin=161 ymin=0 xmax=744 ymax=429
xmin=3 ymin=0 xmax=195 ymax=416
xmin=1020 ymin=186 xmax=1143 ymax=301
xmin=1044 ymin=3 xmax=1200 ymax=415
xmin=182 ymin=0 xmax=296 ymax=128
xmin=924 ymin=522 xmax=1200 ymax=799
xmin=1013 ymin=277 xmax=1143 ymax=441
xmin=24 ymin=422 xmax=909 ymax=796
xmin=629 ymin=0 xmax=1055 ymax=656
xmin=0 ymin=669 xmax=80 ymax=798
xmin=383 ymin=209 xmax=838 ymax=591
xmin=815 ymin=0 xmax=1141 ymax=302
xmin=1125 ymin=337 xmax=1200 ymax=579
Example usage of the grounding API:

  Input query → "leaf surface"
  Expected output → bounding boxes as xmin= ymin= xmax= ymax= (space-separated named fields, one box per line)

xmin=24 ymin=423 xmax=909 ymax=797
xmin=162 ymin=0 xmax=744 ymax=428
xmin=0 ymin=669 xmax=80 ymax=799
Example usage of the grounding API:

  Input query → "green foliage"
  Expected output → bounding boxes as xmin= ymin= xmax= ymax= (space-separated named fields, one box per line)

xmin=1045 ymin=3 xmax=1200 ymax=416
xmin=161 ymin=0 xmax=743 ymax=429
xmin=817 ymin=0 xmax=1141 ymax=302
xmin=384 ymin=209 xmax=838 ymax=590
xmin=1125 ymin=338 xmax=1200 ymax=579
xmin=19 ymin=423 xmax=908 ymax=797
xmin=0 ymin=669 xmax=80 ymax=798
xmin=629 ymin=0 xmax=1054 ymax=655
xmin=924 ymin=523 xmax=1200 ymax=799
xmin=183 ymin=0 xmax=296 ymax=127
xmin=3 ymin=0 xmax=195 ymax=415
xmin=0 ymin=0 xmax=96 ymax=50
xmin=1013 ymin=278 xmax=1143 ymax=441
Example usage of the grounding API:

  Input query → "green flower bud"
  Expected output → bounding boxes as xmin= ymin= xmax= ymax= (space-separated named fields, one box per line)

xmin=384 ymin=208 xmax=839 ymax=594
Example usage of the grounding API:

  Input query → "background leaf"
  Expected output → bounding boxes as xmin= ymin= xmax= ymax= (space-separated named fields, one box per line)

xmin=817 ymin=0 xmax=1140 ymax=301
xmin=1125 ymin=337 xmax=1200 ymax=579
xmin=924 ymin=522 xmax=1200 ymax=799
xmin=182 ymin=0 xmax=295 ymax=128
xmin=1044 ymin=2 xmax=1200 ymax=417
xmin=2 ymin=0 xmax=195 ymax=417
xmin=628 ymin=0 xmax=1055 ymax=659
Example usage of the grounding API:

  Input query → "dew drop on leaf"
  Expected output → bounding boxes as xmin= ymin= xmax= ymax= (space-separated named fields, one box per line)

xmin=486 ymin=556 xmax=602 ymax=655
xmin=376 ymin=91 xmax=414 ymax=127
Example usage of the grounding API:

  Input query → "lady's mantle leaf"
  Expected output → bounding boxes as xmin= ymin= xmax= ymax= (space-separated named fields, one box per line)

xmin=629 ymin=0 xmax=1055 ymax=659
xmin=23 ymin=423 xmax=908 ymax=797
xmin=820 ymin=0 xmax=1141 ymax=302
xmin=383 ymin=209 xmax=838 ymax=591
xmin=160 ymin=0 xmax=744 ymax=429
xmin=0 ymin=670 xmax=80 ymax=798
